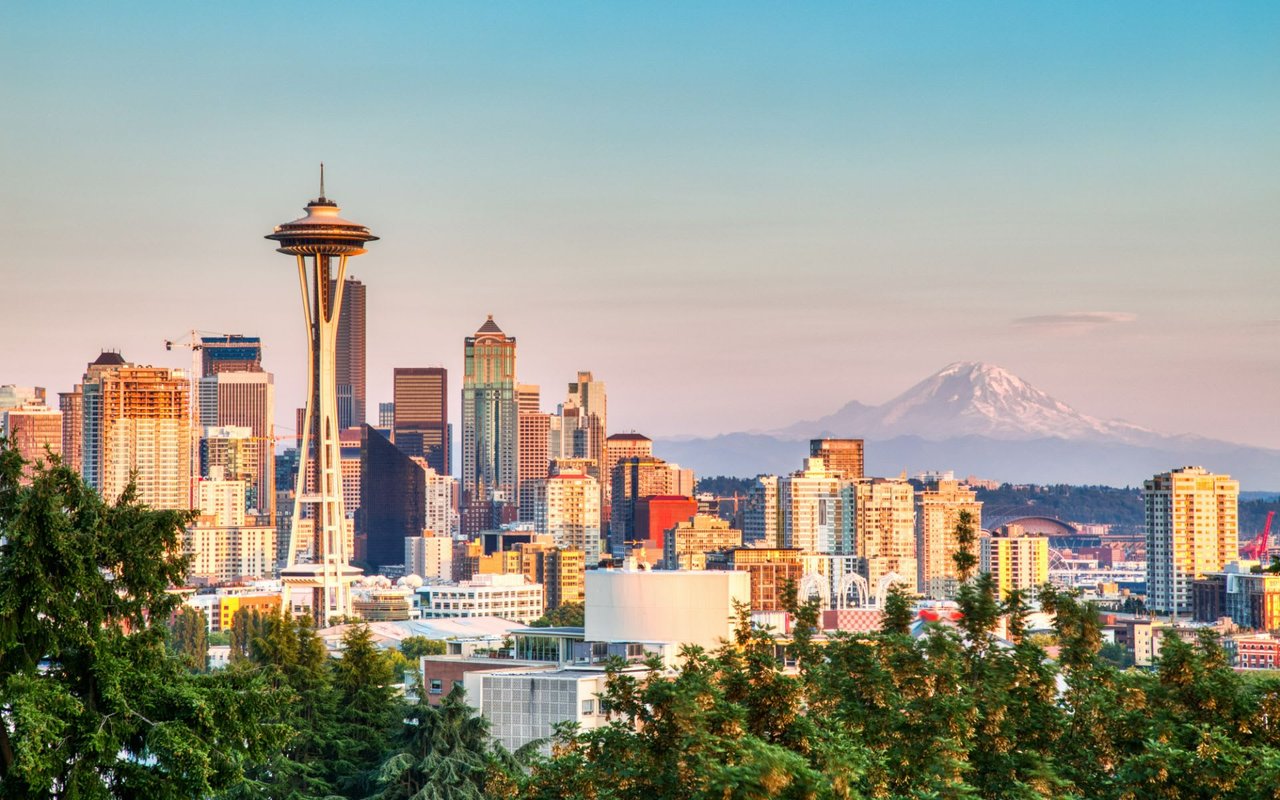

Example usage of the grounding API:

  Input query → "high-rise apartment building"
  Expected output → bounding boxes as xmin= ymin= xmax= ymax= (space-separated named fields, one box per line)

xmin=393 ymin=367 xmax=449 ymax=474
xmin=1145 ymin=466 xmax=1240 ymax=615
xmin=421 ymin=465 xmax=458 ymax=537
xmin=332 ymin=276 xmax=366 ymax=430
xmin=810 ymin=438 xmax=864 ymax=481
xmin=709 ymin=547 xmax=806 ymax=612
xmin=461 ymin=316 xmax=518 ymax=533
xmin=851 ymin=477 xmax=917 ymax=594
xmin=915 ymin=479 xmax=983 ymax=600
xmin=516 ymin=384 xmax=550 ymax=521
xmin=744 ymin=475 xmax=781 ymax=546
xmin=200 ymin=335 xmax=263 ymax=376
xmin=58 ymin=388 xmax=83 ymax=474
xmin=979 ymin=527 xmax=1049 ymax=600
xmin=780 ymin=457 xmax=847 ymax=554
xmin=1 ymin=402 xmax=62 ymax=481
xmin=609 ymin=456 xmax=683 ymax=557
xmin=202 ymin=426 xmax=257 ymax=488
xmin=529 ymin=469 xmax=602 ymax=566
xmin=83 ymin=364 xmax=192 ymax=510
xmin=185 ymin=480 xmax=276 ymax=584
xmin=199 ymin=370 xmax=275 ymax=516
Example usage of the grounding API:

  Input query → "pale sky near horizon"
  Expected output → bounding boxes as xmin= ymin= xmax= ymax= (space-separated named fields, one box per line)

xmin=2 ymin=3 xmax=1278 ymax=447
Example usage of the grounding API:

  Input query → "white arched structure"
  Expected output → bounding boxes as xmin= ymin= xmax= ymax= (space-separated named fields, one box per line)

xmin=837 ymin=572 xmax=870 ymax=609
xmin=875 ymin=571 xmax=907 ymax=608
xmin=798 ymin=572 xmax=830 ymax=608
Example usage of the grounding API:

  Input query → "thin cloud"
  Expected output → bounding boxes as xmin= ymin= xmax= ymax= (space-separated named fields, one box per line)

xmin=1014 ymin=311 xmax=1137 ymax=328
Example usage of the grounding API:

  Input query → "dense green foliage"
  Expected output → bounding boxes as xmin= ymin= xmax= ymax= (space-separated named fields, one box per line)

xmin=169 ymin=605 xmax=210 ymax=671
xmin=518 ymin=510 xmax=1280 ymax=800
xmin=0 ymin=441 xmax=287 ymax=797
xmin=401 ymin=636 xmax=448 ymax=659
xmin=529 ymin=603 xmax=585 ymax=628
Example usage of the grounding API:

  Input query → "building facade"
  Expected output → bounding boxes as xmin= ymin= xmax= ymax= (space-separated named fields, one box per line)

xmin=915 ymin=479 xmax=983 ymax=600
xmin=850 ymin=477 xmax=917 ymax=594
xmin=417 ymin=573 xmax=545 ymax=624
xmin=809 ymin=438 xmax=864 ymax=481
xmin=1145 ymin=466 xmax=1240 ymax=615
xmin=516 ymin=384 xmax=550 ymax=521
xmin=393 ymin=367 xmax=449 ymax=474
xmin=1 ymin=402 xmax=62 ymax=481
xmin=663 ymin=514 xmax=743 ymax=570
xmin=529 ymin=469 xmax=602 ymax=565
xmin=978 ymin=529 xmax=1049 ymax=600
xmin=461 ymin=316 xmax=518 ymax=533
xmin=780 ymin=457 xmax=846 ymax=554
xmin=199 ymin=370 xmax=275 ymax=516
xmin=333 ymin=276 xmax=367 ymax=430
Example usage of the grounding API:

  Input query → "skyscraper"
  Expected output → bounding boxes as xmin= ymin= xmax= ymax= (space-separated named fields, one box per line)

xmin=529 ymin=468 xmax=602 ymax=565
xmin=809 ymin=439 xmax=864 ymax=481
xmin=516 ymin=384 xmax=550 ymax=521
xmin=332 ymin=276 xmax=366 ymax=430
xmin=779 ymin=457 xmax=846 ymax=555
xmin=1145 ymin=466 xmax=1239 ymax=615
xmin=393 ymin=367 xmax=449 ymax=474
xmin=563 ymin=371 xmax=606 ymax=477
xmin=200 ymin=335 xmax=263 ymax=376
xmin=268 ymin=177 xmax=377 ymax=621
xmin=199 ymin=370 xmax=275 ymax=516
xmin=851 ymin=477 xmax=917 ymax=594
xmin=461 ymin=315 xmax=518 ymax=534
xmin=83 ymin=365 xmax=192 ymax=510
xmin=609 ymin=456 xmax=685 ymax=557
xmin=360 ymin=425 xmax=426 ymax=572
xmin=915 ymin=479 xmax=983 ymax=599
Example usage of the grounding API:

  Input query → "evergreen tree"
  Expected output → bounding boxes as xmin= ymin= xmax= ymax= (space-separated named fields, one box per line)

xmin=0 ymin=440 xmax=286 ymax=798
xmin=170 ymin=604 xmax=210 ymax=671
xmin=332 ymin=623 xmax=402 ymax=796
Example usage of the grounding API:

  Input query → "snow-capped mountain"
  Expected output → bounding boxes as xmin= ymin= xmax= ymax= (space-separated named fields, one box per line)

xmin=776 ymin=362 xmax=1154 ymax=444
xmin=654 ymin=362 xmax=1280 ymax=487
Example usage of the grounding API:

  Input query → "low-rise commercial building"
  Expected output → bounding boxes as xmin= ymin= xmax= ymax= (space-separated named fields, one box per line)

xmin=416 ymin=573 xmax=545 ymax=624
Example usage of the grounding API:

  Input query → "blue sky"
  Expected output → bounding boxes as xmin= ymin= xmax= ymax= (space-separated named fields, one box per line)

xmin=2 ymin=3 xmax=1278 ymax=449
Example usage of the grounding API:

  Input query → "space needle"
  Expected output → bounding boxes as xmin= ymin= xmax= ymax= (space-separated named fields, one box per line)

xmin=267 ymin=166 xmax=378 ymax=622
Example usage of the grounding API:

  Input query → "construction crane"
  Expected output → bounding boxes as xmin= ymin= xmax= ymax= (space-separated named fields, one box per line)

xmin=163 ymin=330 xmax=247 ymax=507
xmin=1245 ymin=510 xmax=1276 ymax=561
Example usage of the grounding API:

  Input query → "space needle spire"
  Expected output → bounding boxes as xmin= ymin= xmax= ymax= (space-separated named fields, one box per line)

xmin=267 ymin=170 xmax=378 ymax=623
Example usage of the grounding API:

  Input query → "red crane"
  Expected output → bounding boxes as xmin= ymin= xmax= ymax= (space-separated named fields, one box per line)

xmin=1246 ymin=510 xmax=1276 ymax=561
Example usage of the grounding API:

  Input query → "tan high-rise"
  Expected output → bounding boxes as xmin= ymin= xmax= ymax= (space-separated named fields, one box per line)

xmin=851 ymin=477 xmax=917 ymax=594
xmin=87 ymin=366 xmax=192 ymax=510
xmin=1145 ymin=466 xmax=1239 ymax=615
xmin=516 ymin=384 xmax=550 ymax=521
xmin=809 ymin=439 xmax=864 ymax=481
xmin=915 ymin=479 xmax=983 ymax=599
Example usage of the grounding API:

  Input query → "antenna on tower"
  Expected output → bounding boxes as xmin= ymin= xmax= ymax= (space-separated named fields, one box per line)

xmin=319 ymin=162 xmax=326 ymax=199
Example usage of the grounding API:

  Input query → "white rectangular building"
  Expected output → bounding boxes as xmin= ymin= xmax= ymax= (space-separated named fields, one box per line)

xmin=417 ymin=573 xmax=545 ymax=624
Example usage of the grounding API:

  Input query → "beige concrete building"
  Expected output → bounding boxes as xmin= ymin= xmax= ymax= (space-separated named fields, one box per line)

xmin=979 ymin=526 xmax=1049 ymax=599
xmin=780 ymin=457 xmax=846 ymax=554
xmin=198 ymin=370 xmax=275 ymax=517
xmin=405 ymin=531 xmax=454 ymax=581
xmin=915 ymin=479 xmax=983 ymax=599
xmin=1145 ymin=466 xmax=1239 ymax=615
xmin=521 ymin=543 xmax=586 ymax=610
xmin=663 ymin=513 xmax=744 ymax=570
xmin=516 ymin=384 xmax=550 ymax=521
xmin=184 ymin=480 xmax=276 ymax=584
xmin=85 ymin=365 xmax=192 ymax=510
xmin=530 ymin=469 xmax=602 ymax=565
xmin=850 ymin=477 xmax=917 ymax=594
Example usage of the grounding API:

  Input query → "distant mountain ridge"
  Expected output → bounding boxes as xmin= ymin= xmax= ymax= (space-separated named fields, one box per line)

xmin=655 ymin=362 xmax=1280 ymax=489
xmin=775 ymin=362 xmax=1155 ymax=444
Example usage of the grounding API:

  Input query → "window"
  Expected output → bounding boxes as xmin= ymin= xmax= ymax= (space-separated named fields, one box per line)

xmin=429 ymin=679 xmax=443 ymax=695
xmin=581 ymin=698 xmax=595 ymax=715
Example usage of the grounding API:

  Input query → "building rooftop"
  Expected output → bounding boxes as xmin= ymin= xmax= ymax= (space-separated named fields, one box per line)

xmin=476 ymin=315 xmax=504 ymax=334
xmin=607 ymin=432 xmax=651 ymax=441
xmin=91 ymin=351 xmax=127 ymax=366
